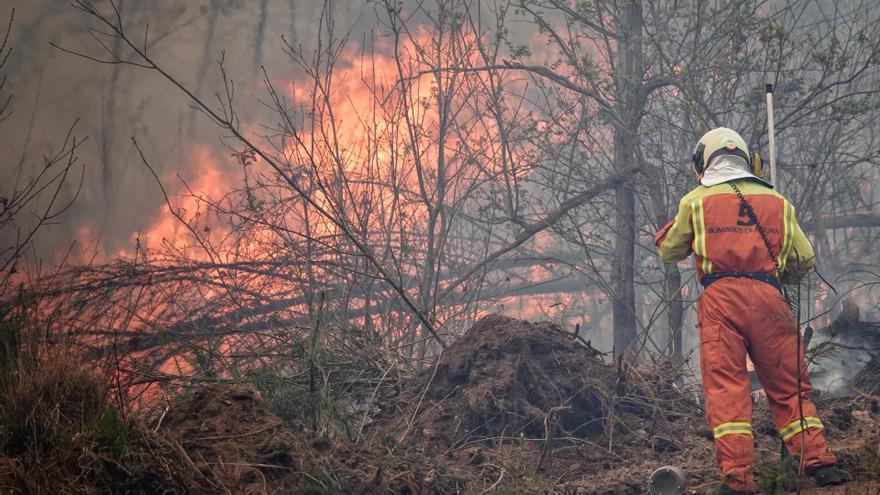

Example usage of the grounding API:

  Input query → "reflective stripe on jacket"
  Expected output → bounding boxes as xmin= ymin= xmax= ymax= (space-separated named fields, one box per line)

xmin=654 ymin=179 xmax=814 ymax=282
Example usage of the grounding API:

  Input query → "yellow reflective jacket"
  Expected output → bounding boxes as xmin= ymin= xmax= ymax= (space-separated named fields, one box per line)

xmin=654 ymin=179 xmax=814 ymax=282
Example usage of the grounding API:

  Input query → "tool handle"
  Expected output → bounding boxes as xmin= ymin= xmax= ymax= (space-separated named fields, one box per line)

xmin=766 ymin=83 xmax=777 ymax=188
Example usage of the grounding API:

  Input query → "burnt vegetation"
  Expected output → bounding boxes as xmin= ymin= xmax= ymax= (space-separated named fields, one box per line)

xmin=1 ymin=0 xmax=880 ymax=493
xmin=1 ymin=311 xmax=878 ymax=493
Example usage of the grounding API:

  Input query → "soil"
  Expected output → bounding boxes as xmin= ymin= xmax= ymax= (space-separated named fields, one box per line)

xmin=141 ymin=378 xmax=880 ymax=494
xmin=369 ymin=314 xmax=880 ymax=494
xmin=375 ymin=315 xmax=621 ymax=449
xmin=3 ymin=314 xmax=879 ymax=494
xmin=144 ymin=315 xmax=880 ymax=493
xmin=148 ymin=385 xmax=314 ymax=493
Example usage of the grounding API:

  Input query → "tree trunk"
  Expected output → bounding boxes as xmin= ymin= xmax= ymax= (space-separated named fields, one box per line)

xmin=188 ymin=0 xmax=220 ymax=138
xmin=611 ymin=0 xmax=643 ymax=358
xmin=288 ymin=0 xmax=298 ymax=47
xmin=612 ymin=135 xmax=637 ymax=358
xmin=645 ymin=159 xmax=684 ymax=363
xmin=101 ymin=0 xmax=125 ymax=211
xmin=665 ymin=263 xmax=684 ymax=363
xmin=254 ymin=0 xmax=268 ymax=72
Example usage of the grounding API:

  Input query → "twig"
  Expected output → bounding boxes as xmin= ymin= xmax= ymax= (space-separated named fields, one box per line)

xmin=154 ymin=404 xmax=169 ymax=432
xmin=357 ymin=361 xmax=395 ymax=441
xmin=193 ymin=421 xmax=282 ymax=441
xmin=535 ymin=405 xmax=570 ymax=473
xmin=399 ymin=350 xmax=444 ymax=443
xmin=477 ymin=464 xmax=506 ymax=495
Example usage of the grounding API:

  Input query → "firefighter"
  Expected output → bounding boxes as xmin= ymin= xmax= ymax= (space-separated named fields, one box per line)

xmin=654 ymin=128 xmax=851 ymax=494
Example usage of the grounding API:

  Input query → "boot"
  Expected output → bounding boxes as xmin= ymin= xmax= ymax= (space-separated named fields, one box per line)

xmin=715 ymin=483 xmax=755 ymax=495
xmin=810 ymin=464 xmax=852 ymax=486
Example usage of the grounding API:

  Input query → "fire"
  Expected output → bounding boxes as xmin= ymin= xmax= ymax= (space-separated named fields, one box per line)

xmin=124 ymin=21 xmax=570 ymax=281
xmin=35 ymin=9 xmax=628 ymax=402
xmin=135 ymin=145 xmax=238 ymax=260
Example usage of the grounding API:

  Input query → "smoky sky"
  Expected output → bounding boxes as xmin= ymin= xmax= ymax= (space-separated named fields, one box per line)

xmin=1 ymin=0 xmax=388 ymax=261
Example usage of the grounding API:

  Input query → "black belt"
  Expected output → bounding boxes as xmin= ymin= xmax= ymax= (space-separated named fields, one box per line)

xmin=700 ymin=271 xmax=781 ymax=291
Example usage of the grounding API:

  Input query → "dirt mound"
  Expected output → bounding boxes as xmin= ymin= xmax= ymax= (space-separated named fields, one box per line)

xmin=7 ymin=314 xmax=877 ymax=494
xmin=154 ymin=384 xmax=461 ymax=494
xmin=0 ymin=353 xmax=459 ymax=495
xmin=380 ymin=315 xmax=618 ymax=449
xmin=154 ymin=384 xmax=312 ymax=493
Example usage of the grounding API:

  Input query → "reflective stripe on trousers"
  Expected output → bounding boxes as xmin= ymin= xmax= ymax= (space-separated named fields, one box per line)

xmin=780 ymin=416 xmax=824 ymax=441
xmin=713 ymin=422 xmax=753 ymax=439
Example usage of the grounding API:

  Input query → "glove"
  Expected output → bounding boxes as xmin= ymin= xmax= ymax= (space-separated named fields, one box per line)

xmin=654 ymin=220 xmax=675 ymax=247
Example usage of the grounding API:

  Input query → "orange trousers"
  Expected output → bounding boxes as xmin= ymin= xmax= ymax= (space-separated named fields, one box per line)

xmin=698 ymin=278 xmax=836 ymax=493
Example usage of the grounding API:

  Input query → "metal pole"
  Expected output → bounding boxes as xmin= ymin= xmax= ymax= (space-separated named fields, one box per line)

xmin=766 ymin=83 xmax=777 ymax=187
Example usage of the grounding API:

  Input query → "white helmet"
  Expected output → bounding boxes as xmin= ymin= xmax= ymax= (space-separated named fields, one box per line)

xmin=692 ymin=127 xmax=767 ymax=187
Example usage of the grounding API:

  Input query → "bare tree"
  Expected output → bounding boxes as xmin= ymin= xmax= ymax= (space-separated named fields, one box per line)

xmin=24 ymin=0 xmax=880 ymax=403
xmin=490 ymin=0 xmax=880 ymax=358
xmin=0 ymin=9 xmax=12 ymax=123
xmin=0 ymin=9 xmax=87 ymax=303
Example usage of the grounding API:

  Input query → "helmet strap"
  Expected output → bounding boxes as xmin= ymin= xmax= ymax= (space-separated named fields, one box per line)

xmin=692 ymin=142 xmax=707 ymax=175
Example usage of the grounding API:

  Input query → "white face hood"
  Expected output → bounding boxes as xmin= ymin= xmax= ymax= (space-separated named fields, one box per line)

xmin=699 ymin=155 xmax=773 ymax=188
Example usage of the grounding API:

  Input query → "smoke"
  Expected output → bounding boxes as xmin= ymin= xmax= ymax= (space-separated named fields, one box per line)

xmin=0 ymin=0 xmax=373 ymax=262
xmin=3 ymin=0 xmax=877 ymax=364
xmin=2 ymin=0 xmax=549 ymax=265
xmin=809 ymin=300 xmax=878 ymax=395
xmin=810 ymin=333 xmax=873 ymax=395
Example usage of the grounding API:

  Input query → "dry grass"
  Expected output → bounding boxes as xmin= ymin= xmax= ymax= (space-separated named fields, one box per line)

xmin=0 ymin=310 xmax=877 ymax=494
xmin=0 ymin=307 xmax=120 ymax=490
xmin=0 ymin=329 xmax=133 ymax=493
xmin=0 ymin=309 xmax=456 ymax=494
